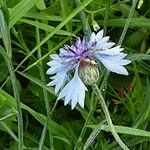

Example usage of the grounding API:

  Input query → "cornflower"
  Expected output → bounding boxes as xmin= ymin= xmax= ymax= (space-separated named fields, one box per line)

xmin=47 ymin=30 xmax=131 ymax=109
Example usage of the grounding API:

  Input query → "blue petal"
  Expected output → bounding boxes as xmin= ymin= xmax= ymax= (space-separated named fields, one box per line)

xmin=57 ymin=67 xmax=87 ymax=109
xmin=47 ymin=60 xmax=60 ymax=67
xmin=60 ymin=48 xmax=75 ymax=57
xmin=90 ymin=30 xmax=105 ymax=47
xmin=46 ymin=54 xmax=63 ymax=75
xmin=96 ymin=30 xmax=104 ymax=40
xmin=95 ymin=30 xmax=104 ymax=41
xmin=96 ymin=36 xmax=109 ymax=47
xmin=96 ymin=42 xmax=115 ymax=50
xmin=47 ymin=54 xmax=70 ymax=93
xmin=90 ymin=32 xmax=96 ymax=44
xmin=46 ymin=64 xmax=62 ymax=74
xmin=47 ymin=70 xmax=68 ymax=93
xmin=97 ymin=54 xmax=131 ymax=75
xmin=50 ymin=54 xmax=60 ymax=60
xmin=90 ymin=30 xmax=117 ymax=51
xmin=99 ymin=53 xmax=131 ymax=65
xmin=97 ymin=45 xmax=124 ymax=55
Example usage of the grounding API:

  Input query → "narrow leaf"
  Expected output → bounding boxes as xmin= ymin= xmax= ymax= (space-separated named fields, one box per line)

xmin=0 ymin=9 xmax=12 ymax=57
xmin=88 ymin=125 xmax=150 ymax=138
xmin=9 ymin=0 xmax=38 ymax=28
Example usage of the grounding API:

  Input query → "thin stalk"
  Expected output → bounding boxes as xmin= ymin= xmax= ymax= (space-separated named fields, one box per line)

xmin=0 ymin=9 xmax=12 ymax=58
xmin=0 ymin=47 xmax=23 ymax=150
xmin=0 ymin=121 xmax=19 ymax=142
xmin=11 ymin=27 xmax=36 ymax=56
xmin=99 ymin=70 xmax=109 ymax=92
xmin=84 ymin=0 xmax=130 ymax=14
xmin=103 ymin=0 xmax=110 ymax=35
xmin=74 ymin=92 xmax=95 ymax=150
xmin=36 ymin=24 xmax=53 ymax=150
xmin=74 ymin=0 xmax=91 ymax=38
xmin=0 ymin=121 xmax=26 ymax=149
xmin=118 ymin=0 xmax=138 ymax=45
xmin=92 ymin=84 xmax=129 ymax=150
xmin=74 ymin=112 xmax=92 ymax=150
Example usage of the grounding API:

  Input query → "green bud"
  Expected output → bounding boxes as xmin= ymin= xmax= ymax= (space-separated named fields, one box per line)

xmin=79 ymin=59 xmax=99 ymax=85
xmin=92 ymin=18 xmax=100 ymax=32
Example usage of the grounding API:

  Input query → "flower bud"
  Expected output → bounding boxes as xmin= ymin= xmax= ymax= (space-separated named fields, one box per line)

xmin=92 ymin=18 xmax=100 ymax=32
xmin=79 ymin=59 xmax=99 ymax=85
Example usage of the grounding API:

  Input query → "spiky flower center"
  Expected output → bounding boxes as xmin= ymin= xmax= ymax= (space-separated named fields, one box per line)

xmin=79 ymin=58 xmax=96 ymax=68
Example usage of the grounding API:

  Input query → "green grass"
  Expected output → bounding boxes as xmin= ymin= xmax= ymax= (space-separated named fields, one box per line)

xmin=0 ymin=0 xmax=150 ymax=149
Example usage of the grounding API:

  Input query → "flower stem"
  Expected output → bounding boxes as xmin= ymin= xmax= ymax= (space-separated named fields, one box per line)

xmin=74 ymin=0 xmax=91 ymax=38
xmin=103 ymin=1 xmax=111 ymax=36
xmin=74 ymin=110 xmax=93 ymax=150
xmin=36 ymin=22 xmax=54 ymax=150
xmin=92 ymin=83 xmax=129 ymax=150
xmin=0 ymin=47 xmax=23 ymax=150
xmin=74 ymin=92 xmax=95 ymax=150
xmin=118 ymin=0 xmax=138 ymax=45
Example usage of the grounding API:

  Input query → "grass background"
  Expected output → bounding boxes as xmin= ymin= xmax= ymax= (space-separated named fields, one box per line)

xmin=0 ymin=0 xmax=150 ymax=149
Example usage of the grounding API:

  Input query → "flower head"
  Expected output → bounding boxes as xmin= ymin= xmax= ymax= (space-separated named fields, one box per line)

xmin=47 ymin=30 xmax=131 ymax=109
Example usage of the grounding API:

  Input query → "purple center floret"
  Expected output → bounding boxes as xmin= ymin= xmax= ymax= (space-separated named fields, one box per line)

xmin=62 ymin=37 xmax=95 ymax=62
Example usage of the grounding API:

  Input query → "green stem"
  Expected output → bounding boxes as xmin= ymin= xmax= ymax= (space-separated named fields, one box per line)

xmin=36 ymin=23 xmax=53 ymax=150
xmin=0 ymin=47 xmax=23 ymax=150
xmin=74 ymin=92 xmax=95 ymax=150
xmin=103 ymin=0 xmax=110 ymax=35
xmin=92 ymin=84 xmax=129 ymax=150
xmin=74 ymin=111 xmax=92 ymax=150
xmin=0 ymin=121 xmax=19 ymax=142
xmin=74 ymin=0 xmax=91 ymax=38
xmin=99 ymin=70 xmax=109 ymax=92
xmin=118 ymin=0 xmax=138 ymax=45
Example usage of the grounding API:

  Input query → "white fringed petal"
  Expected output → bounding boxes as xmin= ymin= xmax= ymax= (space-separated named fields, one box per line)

xmin=47 ymin=54 xmax=70 ymax=93
xmin=95 ymin=30 xmax=104 ymax=41
xmin=98 ymin=45 xmax=124 ymax=55
xmin=46 ymin=64 xmax=62 ymax=74
xmin=96 ymin=54 xmax=131 ymax=75
xmin=96 ymin=42 xmax=115 ymax=50
xmin=47 ymin=70 xmax=68 ymax=93
xmin=50 ymin=54 xmax=60 ymax=60
xmin=90 ymin=32 xmax=96 ymax=44
xmin=46 ymin=54 xmax=62 ymax=75
xmin=57 ymin=67 xmax=87 ymax=109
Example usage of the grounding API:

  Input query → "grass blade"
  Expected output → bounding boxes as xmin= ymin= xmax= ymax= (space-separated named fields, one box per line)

xmin=0 ymin=9 xmax=12 ymax=57
xmin=0 ymin=48 xmax=23 ymax=149
xmin=88 ymin=125 xmax=150 ymax=138
xmin=9 ymin=0 xmax=38 ymax=28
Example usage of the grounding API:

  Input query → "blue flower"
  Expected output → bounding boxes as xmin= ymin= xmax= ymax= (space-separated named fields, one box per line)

xmin=47 ymin=30 xmax=131 ymax=109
